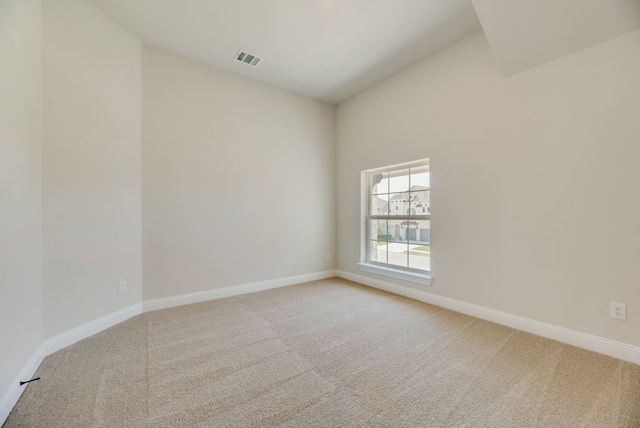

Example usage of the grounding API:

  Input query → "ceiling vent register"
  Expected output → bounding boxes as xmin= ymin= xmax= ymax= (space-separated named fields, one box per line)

xmin=235 ymin=50 xmax=262 ymax=67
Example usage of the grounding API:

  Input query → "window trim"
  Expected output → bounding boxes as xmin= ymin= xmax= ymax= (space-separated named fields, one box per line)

xmin=360 ymin=159 xmax=432 ymax=286
xmin=357 ymin=262 xmax=432 ymax=285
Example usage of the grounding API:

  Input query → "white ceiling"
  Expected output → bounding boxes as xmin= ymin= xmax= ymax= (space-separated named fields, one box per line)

xmin=87 ymin=0 xmax=640 ymax=104
xmin=472 ymin=0 xmax=640 ymax=76
xmin=87 ymin=0 xmax=482 ymax=104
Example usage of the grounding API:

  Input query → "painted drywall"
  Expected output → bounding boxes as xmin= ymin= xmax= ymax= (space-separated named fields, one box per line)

xmin=43 ymin=0 xmax=142 ymax=338
xmin=142 ymin=46 xmax=336 ymax=300
xmin=0 ymin=0 xmax=43 ymax=406
xmin=337 ymin=30 xmax=640 ymax=346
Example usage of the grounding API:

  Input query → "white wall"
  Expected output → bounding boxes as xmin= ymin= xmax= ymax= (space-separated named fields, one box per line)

xmin=142 ymin=46 xmax=336 ymax=300
xmin=337 ymin=30 xmax=640 ymax=346
xmin=0 ymin=0 xmax=43 ymax=408
xmin=43 ymin=0 xmax=142 ymax=338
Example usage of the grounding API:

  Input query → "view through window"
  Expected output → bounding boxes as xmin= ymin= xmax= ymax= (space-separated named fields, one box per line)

xmin=366 ymin=160 xmax=430 ymax=273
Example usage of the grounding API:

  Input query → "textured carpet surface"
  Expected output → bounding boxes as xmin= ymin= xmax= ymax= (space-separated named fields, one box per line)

xmin=5 ymin=278 xmax=640 ymax=427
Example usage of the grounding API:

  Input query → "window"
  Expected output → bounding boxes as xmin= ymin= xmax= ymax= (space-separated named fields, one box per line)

xmin=359 ymin=159 xmax=431 ymax=285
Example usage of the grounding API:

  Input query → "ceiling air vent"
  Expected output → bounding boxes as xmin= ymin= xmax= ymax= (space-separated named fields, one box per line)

xmin=234 ymin=50 xmax=262 ymax=67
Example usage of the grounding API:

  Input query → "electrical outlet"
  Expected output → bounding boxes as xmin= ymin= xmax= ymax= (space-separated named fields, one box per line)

xmin=118 ymin=280 xmax=127 ymax=294
xmin=326 ymin=253 xmax=331 ymax=262
xmin=610 ymin=302 xmax=626 ymax=321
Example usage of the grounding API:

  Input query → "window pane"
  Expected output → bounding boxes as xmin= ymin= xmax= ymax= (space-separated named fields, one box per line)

xmin=386 ymin=219 xmax=408 ymax=268
xmin=370 ymin=195 xmax=389 ymax=216
xmin=389 ymin=191 xmax=409 ymax=215
xmin=414 ymin=219 xmax=430 ymax=244
xmin=370 ymin=220 xmax=389 ymax=241
xmin=364 ymin=160 xmax=430 ymax=274
xmin=370 ymin=171 xmax=388 ymax=195
xmin=409 ymin=219 xmax=430 ymax=271
xmin=409 ymin=190 xmax=430 ymax=215
xmin=388 ymin=169 xmax=410 ymax=193
xmin=409 ymin=247 xmax=430 ymax=271
xmin=369 ymin=240 xmax=387 ymax=264
xmin=410 ymin=165 xmax=429 ymax=189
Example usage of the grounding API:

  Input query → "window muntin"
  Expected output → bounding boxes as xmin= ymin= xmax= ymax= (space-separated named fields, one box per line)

xmin=365 ymin=160 xmax=430 ymax=274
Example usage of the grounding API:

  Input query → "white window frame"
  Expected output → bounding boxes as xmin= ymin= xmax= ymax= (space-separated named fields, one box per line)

xmin=358 ymin=159 xmax=432 ymax=286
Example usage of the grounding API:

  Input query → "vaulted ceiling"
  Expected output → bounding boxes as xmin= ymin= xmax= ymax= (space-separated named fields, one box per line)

xmin=87 ymin=0 xmax=482 ymax=104
xmin=88 ymin=0 xmax=640 ymax=104
xmin=472 ymin=0 xmax=640 ymax=76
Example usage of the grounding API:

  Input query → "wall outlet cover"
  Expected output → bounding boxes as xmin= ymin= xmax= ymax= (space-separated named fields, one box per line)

xmin=610 ymin=302 xmax=626 ymax=321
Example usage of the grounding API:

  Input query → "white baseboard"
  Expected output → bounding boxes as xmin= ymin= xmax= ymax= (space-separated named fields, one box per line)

xmin=18 ymin=268 xmax=636 ymax=423
xmin=0 ymin=344 xmax=45 ymax=425
xmin=41 ymin=270 xmax=337 ymax=356
xmin=337 ymin=270 xmax=640 ymax=365
xmin=143 ymin=270 xmax=337 ymax=313
xmin=2 ymin=270 xmax=338 ymax=425
xmin=43 ymin=303 xmax=143 ymax=357
xmin=1 ymin=304 xmax=142 ymax=425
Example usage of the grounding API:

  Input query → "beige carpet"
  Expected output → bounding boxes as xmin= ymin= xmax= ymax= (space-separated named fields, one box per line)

xmin=5 ymin=278 xmax=640 ymax=427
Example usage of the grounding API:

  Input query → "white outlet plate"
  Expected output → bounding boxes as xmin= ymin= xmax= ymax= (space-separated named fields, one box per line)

xmin=118 ymin=280 xmax=127 ymax=294
xmin=326 ymin=253 xmax=331 ymax=261
xmin=610 ymin=302 xmax=626 ymax=321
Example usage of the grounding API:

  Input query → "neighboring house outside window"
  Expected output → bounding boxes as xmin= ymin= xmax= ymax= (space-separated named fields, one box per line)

xmin=359 ymin=159 xmax=432 ymax=285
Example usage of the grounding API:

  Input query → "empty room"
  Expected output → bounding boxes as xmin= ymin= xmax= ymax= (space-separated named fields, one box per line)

xmin=2 ymin=0 xmax=640 ymax=426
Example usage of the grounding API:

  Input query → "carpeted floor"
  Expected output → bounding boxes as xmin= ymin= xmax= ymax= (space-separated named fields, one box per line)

xmin=5 ymin=278 xmax=640 ymax=427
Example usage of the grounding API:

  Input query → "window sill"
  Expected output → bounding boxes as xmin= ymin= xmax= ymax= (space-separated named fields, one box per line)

xmin=357 ymin=263 xmax=433 ymax=286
